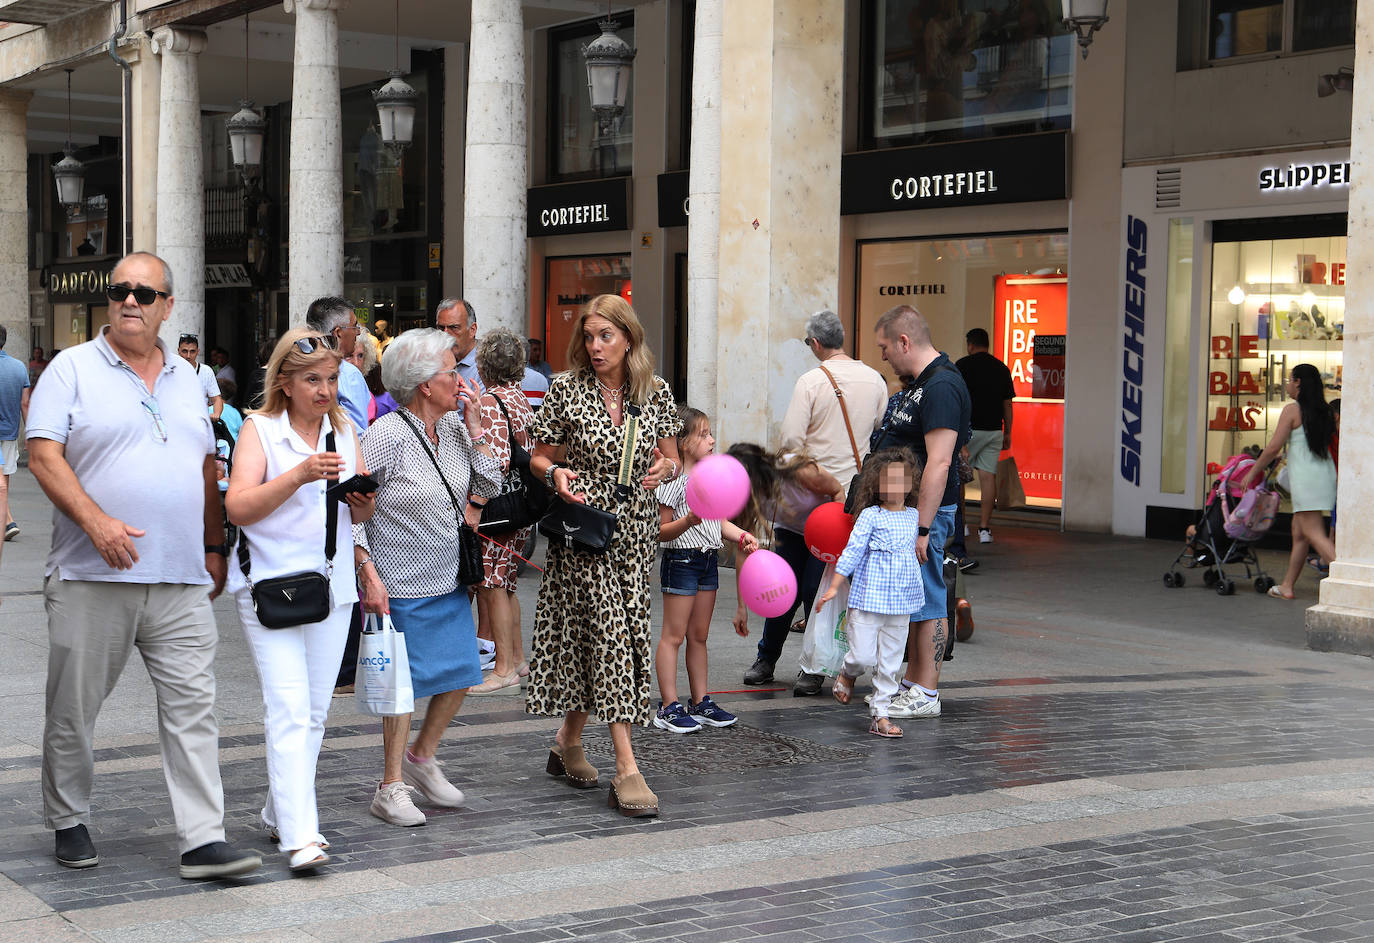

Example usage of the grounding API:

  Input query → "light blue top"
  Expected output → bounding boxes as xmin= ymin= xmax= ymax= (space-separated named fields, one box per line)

xmin=834 ymin=505 xmax=926 ymax=615
xmin=0 ymin=351 xmax=30 ymax=440
xmin=219 ymin=402 xmax=244 ymax=441
xmin=26 ymin=329 xmax=215 ymax=583
xmin=337 ymin=359 xmax=370 ymax=432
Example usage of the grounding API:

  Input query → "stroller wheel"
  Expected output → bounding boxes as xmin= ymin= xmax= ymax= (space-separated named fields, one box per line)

xmin=1173 ymin=572 xmax=1186 ymax=588
xmin=1215 ymin=578 xmax=1235 ymax=596
xmin=1163 ymin=572 xmax=1178 ymax=588
xmin=1255 ymin=576 xmax=1276 ymax=593
xmin=1203 ymin=569 xmax=1219 ymax=587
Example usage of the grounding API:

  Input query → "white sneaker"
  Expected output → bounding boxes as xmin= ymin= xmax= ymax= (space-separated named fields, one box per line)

xmin=978 ymin=528 xmax=993 ymax=544
xmin=370 ymin=781 xmax=427 ymax=826
xmin=888 ymin=687 xmax=941 ymax=719
xmin=401 ymin=753 xmax=466 ymax=807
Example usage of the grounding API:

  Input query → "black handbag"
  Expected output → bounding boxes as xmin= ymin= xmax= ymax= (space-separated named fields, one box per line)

xmin=238 ymin=431 xmax=337 ymax=629
xmin=538 ymin=403 xmax=640 ymax=553
xmin=400 ymin=412 xmax=486 ymax=586
xmin=478 ymin=392 xmax=550 ymax=533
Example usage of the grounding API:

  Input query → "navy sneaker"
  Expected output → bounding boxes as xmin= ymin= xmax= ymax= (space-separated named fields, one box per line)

xmin=688 ymin=695 xmax=738 ymax=728
xmin=653 ymin=700 xmax=702 ymax=734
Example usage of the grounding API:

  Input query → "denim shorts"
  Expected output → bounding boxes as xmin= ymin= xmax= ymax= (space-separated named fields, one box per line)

xmin=660 ymin=547 xmax=721 ymax=596
xmin=913 ymin=503 xmax=957 ymax=622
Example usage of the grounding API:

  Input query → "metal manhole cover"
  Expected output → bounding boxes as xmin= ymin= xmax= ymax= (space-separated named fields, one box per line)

xmin=579 ymin=723 xmax=862 ymax=775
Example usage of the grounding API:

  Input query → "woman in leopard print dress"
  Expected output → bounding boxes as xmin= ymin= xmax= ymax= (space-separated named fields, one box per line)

xmin=528 ymin=295 xmax=682 ymax=818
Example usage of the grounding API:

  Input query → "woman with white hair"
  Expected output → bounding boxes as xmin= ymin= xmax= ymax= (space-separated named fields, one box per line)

xmin=353 ymin=329 xmax=501 ymax=827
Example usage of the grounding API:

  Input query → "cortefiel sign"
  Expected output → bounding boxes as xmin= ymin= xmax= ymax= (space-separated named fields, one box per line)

xmin=527 ymin=178 xmax=631 ymax=237
xmin=657 ymin=171 xmax=689 ymax=228
xmin=840 ymin=132 xmax=1068 ymax=215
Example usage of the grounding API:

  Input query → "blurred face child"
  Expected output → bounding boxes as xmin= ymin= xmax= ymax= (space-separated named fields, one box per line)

xmin=681 ymin=416 xmax=715 ymax=466
xmin=879 ymin=460 xmax=912 ymax=510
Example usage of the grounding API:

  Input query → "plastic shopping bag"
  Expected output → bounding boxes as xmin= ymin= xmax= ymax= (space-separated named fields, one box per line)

xmin=798 ymin=563 xmax=850 ymax=678
xmin=354 ymin=613 xmax=415 ymax=716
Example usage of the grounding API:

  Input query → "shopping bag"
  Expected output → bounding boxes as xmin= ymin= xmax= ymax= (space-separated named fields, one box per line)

xmin=995 ymin=456 xmax=1027 ymax=509
xmin=354 ymin=613 xmax=414 ymax=716
xmin=798 ymin=563 xmax=850 ymax=678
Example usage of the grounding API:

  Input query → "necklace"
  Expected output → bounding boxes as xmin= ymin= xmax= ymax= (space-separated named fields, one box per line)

xmin=597 ymin=377 xmax=628 ymax=405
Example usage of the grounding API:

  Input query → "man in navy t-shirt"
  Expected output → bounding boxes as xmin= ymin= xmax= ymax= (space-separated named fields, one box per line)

xmin=871 ymin=304 xmax=971 ymax=720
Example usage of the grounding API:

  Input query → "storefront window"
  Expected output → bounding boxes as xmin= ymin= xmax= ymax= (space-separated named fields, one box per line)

xmin=342 ymin=72 xmax=429 ymax=239
xmin=855 ymin=233 xmax=1068 ymax=509
xmin=861 ymin=0 xmax=1073 ymax=149
xmin=1206 ymin=226 xmax=1345 ymax=508
xmin=1207 ymin=0 xmax=1354 ymax=59
xmin=549 ymin=18 xmax=635 ymax=180
xmin=1160 ymin=218 xmax=1195 ymax=495
xmin=543 ymin=255 xmax=631 ymax=372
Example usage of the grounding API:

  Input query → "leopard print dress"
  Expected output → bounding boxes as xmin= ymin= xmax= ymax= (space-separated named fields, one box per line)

xmin=525 ymin=371 xmax=681 ymax=726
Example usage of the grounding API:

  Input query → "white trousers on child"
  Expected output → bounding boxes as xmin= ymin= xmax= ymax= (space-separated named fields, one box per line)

xmin=843 ymin=608 xmax=910 ymax=717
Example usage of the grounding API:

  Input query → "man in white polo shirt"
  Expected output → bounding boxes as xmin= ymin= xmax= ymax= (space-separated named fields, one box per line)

xmin=27 ymin=252 xmax=261 ymax=880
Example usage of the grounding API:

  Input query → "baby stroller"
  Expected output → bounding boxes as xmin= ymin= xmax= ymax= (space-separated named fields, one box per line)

xmin=1163 ymin=454 xmax=1278 ymax=596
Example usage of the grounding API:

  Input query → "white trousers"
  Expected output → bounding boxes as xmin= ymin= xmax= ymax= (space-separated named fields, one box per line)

xmin=842 ymin=608 xmax=910 ymax=718
xmin=235 ymin=591 xmax=351 ymax=853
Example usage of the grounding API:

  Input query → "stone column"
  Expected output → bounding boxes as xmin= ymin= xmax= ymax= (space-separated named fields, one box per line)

xmin=285 ymin=0 xmax=346 ymax=325
xmin=151 ymin=27 xmax=207 ymax=344
xmin=1306 ymin=0 xmax=1374 ymax=654
xmin=686 ymin=0 xmax=722 ymax=417
xmin=0 ymin=90 xmax=31 ymax=356
xmin=716 ymin=0 xmax=843 ymax=446
xmin=128 ymin=35 xmax=160 ymax=253
xmin=463 ymin=0 xmax=526 ymax=334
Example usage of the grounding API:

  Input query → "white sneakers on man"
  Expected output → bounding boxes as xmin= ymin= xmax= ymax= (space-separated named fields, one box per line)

xmin=979 ymin=528 xmax=993 ymax=544
xmin=888 ymin=687 xmax=942 ymax=719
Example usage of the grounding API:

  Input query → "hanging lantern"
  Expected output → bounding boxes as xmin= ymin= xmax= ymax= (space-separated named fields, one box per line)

xmin=53 ymin=149 xmax=85 ymax=213
xmin=373 ymin=71 xmax=419 ymax=152
xmin=582 ymin=17 xmax=635 ymax=119
xmin=227 ymin=101 xmax=267 ymax=176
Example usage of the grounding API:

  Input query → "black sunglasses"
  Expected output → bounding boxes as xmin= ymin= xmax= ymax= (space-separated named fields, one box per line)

xmin=178 ymin=333 xmax=198 ymax=345
xmin=293 ymin=335 xmax=337 ymax=355
xmin=107 ymin=284 xmax=171 ymax=306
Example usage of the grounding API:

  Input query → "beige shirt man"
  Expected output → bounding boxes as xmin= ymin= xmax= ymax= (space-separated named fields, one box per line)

xmin=779 ymin=311 xmax=889 ymax=482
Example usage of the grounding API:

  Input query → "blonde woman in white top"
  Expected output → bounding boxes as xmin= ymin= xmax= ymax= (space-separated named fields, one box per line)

xmin=226 ymin=329 xmax=374 ymax=872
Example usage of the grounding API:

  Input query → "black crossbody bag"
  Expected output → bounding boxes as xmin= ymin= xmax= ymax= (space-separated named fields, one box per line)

xmin=401 ymin=413 xmax=484 ymax=585
xmin=538 ymin=403 xmax=640 ymax=553
xmin=238 ymin=431 xmax=337 ymax=629
xmin=478 ymin=392 xmax=551 ymax=534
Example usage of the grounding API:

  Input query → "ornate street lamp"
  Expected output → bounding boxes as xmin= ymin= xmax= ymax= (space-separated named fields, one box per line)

xmin=53 ymin=69 xmax=85 ymax=214
xmin=1061 ymin=0 xmax=1109 ymax=59
xmin=373 ymin=0 xmax=418 ymax=155
xmin=227 ymin=14 xmax=266 ymax=185
xmin=581 ymin=8 xmax=635 ymax=175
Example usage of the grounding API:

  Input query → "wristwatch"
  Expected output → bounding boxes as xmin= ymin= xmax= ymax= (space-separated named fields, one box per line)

xmin=917 ymin=527 xmax=930 ymax=537
xmin=204 ymin=543 xmax=229 ymax=556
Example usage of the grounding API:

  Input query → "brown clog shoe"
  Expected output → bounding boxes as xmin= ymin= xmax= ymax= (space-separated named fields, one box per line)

xmin=546 ymin=743 xmax=599 ymax=788
xmin=608 ymin=772 xmax=659 ymax=817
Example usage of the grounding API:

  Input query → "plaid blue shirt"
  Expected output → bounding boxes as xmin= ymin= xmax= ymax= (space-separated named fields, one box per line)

xmin=834 ymin=505 xmax=925 ymax=615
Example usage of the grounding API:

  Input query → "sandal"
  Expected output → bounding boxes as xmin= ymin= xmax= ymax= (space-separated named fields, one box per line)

xmin=832 ymin=673 xmax=856 ymax=705
xmin=1267 ymin=586 xmax=1296 ymax=600
xmin=869 ymin=717 xmax=903 ymax=739
xmin=287 ymin=843 xmax=330 ymax=871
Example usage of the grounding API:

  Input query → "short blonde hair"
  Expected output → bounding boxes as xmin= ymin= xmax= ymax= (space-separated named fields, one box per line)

xmin=356 ymin=329 xmax=380 ymax=374
xmin=255 ymin=328 xmax=348 ymax=432
xmin=566 ymin=294 xmax=655 ymax=405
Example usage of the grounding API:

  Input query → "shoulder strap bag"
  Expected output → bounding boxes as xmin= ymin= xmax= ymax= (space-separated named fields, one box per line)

xmin=537 ymin=402 xmax=640 ymax=553
xmin=400 ymin=412 xmax=484 ymax=586
xmin=478 ymin=391 xmax=551 ymax=533
xmin=818 ymin=363 xmax=863 ymax=477
xmin=238 ymin=430 xmax=337 ymax=629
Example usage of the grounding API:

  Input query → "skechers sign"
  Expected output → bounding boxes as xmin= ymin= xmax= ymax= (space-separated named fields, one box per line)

xmin=840 ymin=132 xmax=1067 ymax=215
xmin=1120 ymin=216 xmax=1147 ymax=486
xmin=1258 ymin=162 xmax=1351 ymax=192
xmin=527 ymin=178 xmax=630 ymax=236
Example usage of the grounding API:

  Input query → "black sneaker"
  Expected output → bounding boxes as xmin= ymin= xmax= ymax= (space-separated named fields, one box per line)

xmin=55 ymin=824 xmax=98 ymax=869
xmin=179 ymin=841 xmax=262 ymax=880
xmin=793 ymin=671 xmax=824 ymax=696
xmin=743 ymin=657 xmax=775 ymax=685
xmin=957 ymin=557 xmax=980 ymax=573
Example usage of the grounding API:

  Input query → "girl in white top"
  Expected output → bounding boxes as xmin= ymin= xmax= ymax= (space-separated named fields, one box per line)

xmin=225 ymin=329 xmax=374 ymax=873
xmin=652 ymin=407 xmax=759 ymax=733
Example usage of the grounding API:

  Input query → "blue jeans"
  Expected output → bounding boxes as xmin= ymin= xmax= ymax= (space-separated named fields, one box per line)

xmin=913 ymin=504 xmax=958 ymax=623
xmin=756 ymin=528 xmax=825 ymax=666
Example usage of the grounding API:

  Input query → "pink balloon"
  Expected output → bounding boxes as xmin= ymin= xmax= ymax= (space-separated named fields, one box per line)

xmin=739 ymin=549 xmax=798 ymax=618
xmin=684 ymin=454 xmax=750 ymax=520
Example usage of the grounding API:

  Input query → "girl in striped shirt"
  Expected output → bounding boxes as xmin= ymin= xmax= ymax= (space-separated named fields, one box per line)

xmin=652 ymin=407 xmax=760 ymax=734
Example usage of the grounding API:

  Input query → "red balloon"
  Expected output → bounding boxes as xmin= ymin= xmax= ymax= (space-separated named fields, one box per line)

xmin=804 ymin=501 xmax=854 ymax=563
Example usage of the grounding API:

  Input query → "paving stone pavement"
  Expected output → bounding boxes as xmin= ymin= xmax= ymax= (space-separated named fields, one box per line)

xmin=1 ymin=471 xmax=1373 ymax=942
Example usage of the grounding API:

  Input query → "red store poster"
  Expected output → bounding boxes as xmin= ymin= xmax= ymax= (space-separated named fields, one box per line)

xmin=991 ymin=275 xmax=1067 ymax=502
